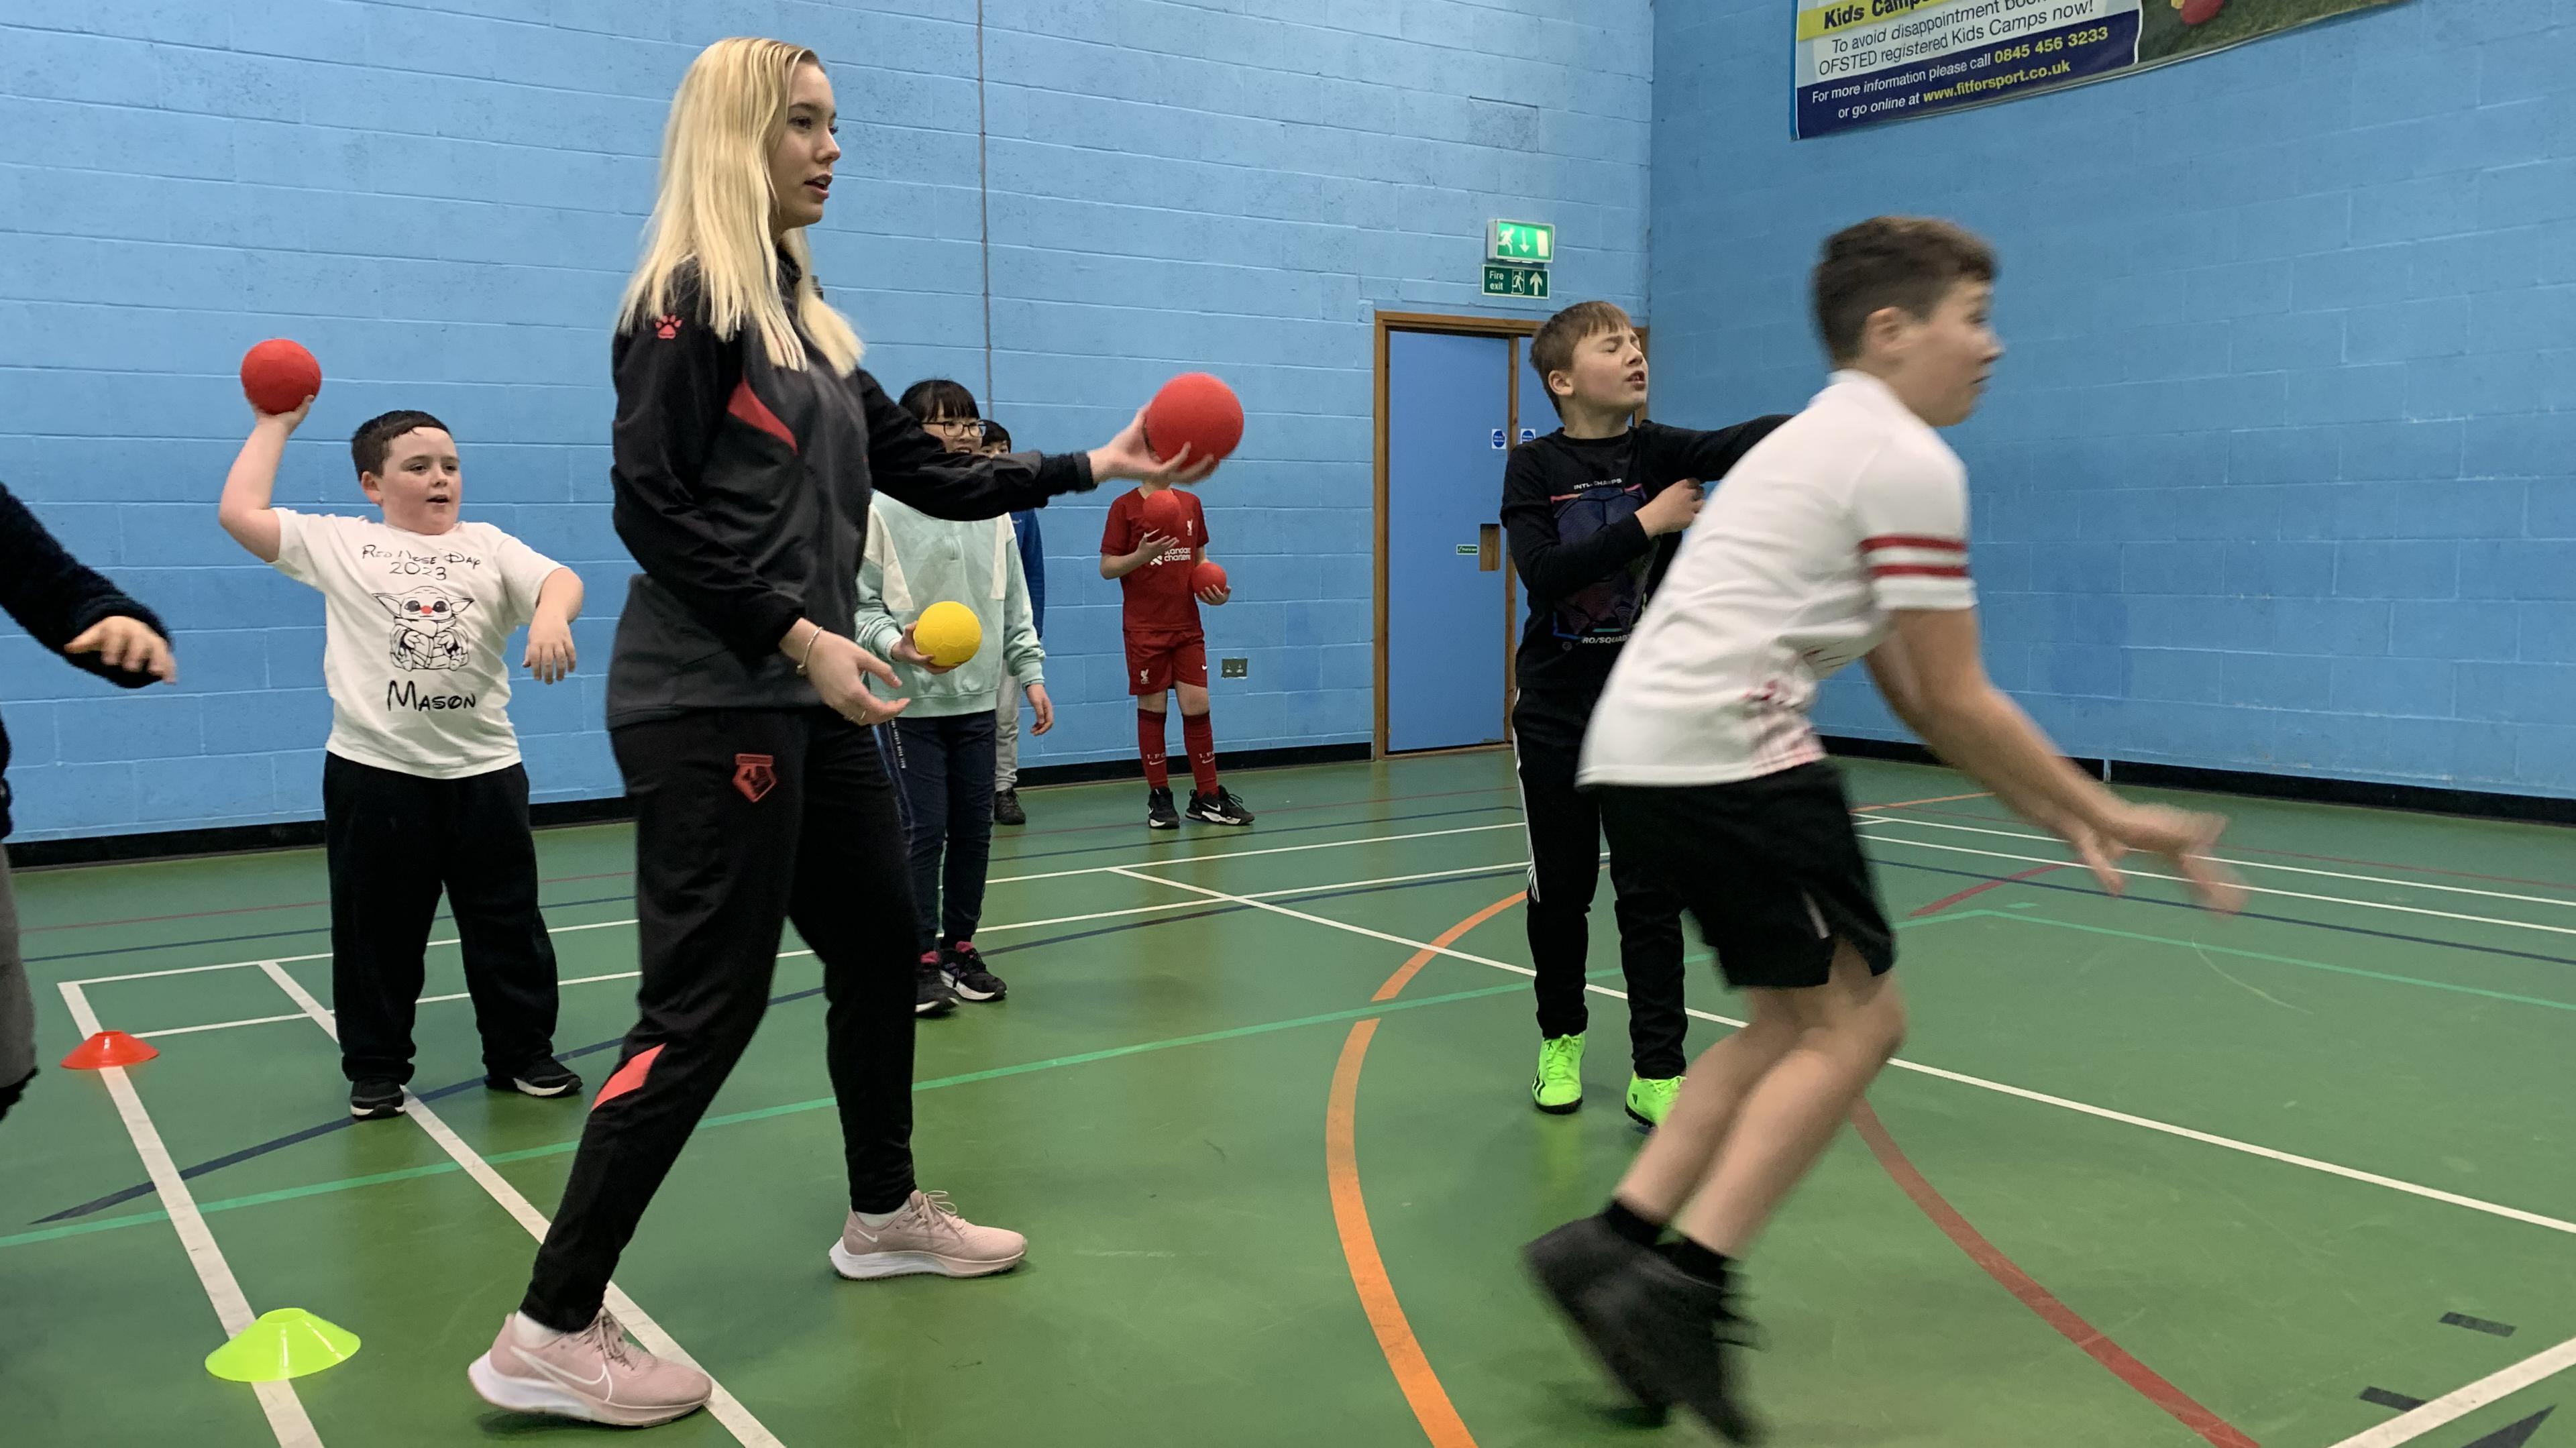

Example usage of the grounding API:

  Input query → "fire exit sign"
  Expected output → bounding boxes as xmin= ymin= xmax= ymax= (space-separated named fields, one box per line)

xmin=1483 ymin=262 xmax=1550 ymax=298
xmin=1489 ymin=219 xmax=1554 ymax=262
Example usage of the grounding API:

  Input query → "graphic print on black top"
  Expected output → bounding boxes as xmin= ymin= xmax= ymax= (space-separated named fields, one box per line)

xmin=375 ymin=586 xmax=474 ymax=670
xmin=1548 ymin=474 xmax=1651 ymax=647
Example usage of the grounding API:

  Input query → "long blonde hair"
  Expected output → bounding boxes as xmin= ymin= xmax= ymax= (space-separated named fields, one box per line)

xmin=619 ymin=37 xmax=863 ymax=375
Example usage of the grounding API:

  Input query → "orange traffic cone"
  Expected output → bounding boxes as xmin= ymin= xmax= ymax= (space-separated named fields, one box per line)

xmin=62 ymin=1031 xmax=158 ymax=1070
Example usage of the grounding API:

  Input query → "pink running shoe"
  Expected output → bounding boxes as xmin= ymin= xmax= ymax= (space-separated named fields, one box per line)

xmin=467 ymin=1308 xmax=711 ymax=1427
xmin=828 ymin=1190 xmax=1027 ymax=1279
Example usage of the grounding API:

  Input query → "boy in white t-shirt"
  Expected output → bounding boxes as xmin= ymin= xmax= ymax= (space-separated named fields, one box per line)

xmin=220 ymin=401 xmax=586 ymax=1123
xmin=1523 ymin=218 xmax=2248 ymax=1441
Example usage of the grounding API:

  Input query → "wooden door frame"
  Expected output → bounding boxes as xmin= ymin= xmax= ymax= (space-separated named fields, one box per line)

xmin=1372 ymin=311 xmax=1542 ymax=758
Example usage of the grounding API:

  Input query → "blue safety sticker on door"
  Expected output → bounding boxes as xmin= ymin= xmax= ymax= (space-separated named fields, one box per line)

xmin=1519 ymin=427 xmax=1536 ymax=443
xmin=1491 ymin=429 xmax=1507 ymax=449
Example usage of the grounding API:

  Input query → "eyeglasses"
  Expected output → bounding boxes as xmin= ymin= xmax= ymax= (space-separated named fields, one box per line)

xmin=924 ymin=417 xmax=987 ymax=438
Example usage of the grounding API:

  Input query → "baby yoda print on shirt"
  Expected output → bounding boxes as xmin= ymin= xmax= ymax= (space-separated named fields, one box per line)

xmin=376 ymin=585 xmax=474 ymax=671
xmin=271 ymin=510 xmax=565 ymax=779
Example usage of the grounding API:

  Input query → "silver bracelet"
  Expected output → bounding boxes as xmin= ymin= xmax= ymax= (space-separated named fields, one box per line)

xmin=795 ymin=625 xmax=823 ymax=676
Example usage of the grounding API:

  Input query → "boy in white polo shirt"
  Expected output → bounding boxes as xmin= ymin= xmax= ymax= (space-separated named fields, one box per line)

xmin=1523 ymin=218 xmax=2247 ymax=1441
xmin=221 ymin=401 xmax=586 ymax=1122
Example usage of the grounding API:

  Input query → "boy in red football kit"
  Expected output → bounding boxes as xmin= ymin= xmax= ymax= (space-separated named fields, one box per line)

xmin=1100 ymin=482 xmax=1252 ymax=828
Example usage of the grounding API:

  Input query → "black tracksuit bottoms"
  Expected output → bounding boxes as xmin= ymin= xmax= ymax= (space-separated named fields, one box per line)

xmin=522 ymin=708 xmax=920 ymax=1330
xmin=1515 ymin=732 xmax=1689 ymax=1079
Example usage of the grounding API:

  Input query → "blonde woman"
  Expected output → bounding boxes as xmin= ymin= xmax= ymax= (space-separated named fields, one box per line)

xmin=468 ymin=38 xmax=1210 ymax=1426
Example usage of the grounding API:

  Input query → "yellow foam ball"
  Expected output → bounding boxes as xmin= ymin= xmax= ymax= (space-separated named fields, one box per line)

xmin=912 ymin=600 xmax=982 ymax=668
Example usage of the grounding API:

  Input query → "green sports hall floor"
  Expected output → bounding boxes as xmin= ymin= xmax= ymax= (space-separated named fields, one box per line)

xmin=5 ymin=750 xmax=2575 ymax=1448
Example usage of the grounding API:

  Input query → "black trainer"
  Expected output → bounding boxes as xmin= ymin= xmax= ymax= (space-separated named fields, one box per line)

xmin=943 ymin=940 xmax=1008 ymax=1002
xmin=1185 ymin=787 xmax=1254 ymax=826
xmin=1582 ymin=1253 xmax=1764 ymax=1444
xmin=1146 ymin=786 xmax=1179 ymax=830
xmin=993 ymin=788 xmax=1027 ymax=826
xmin=350 ymin=1078 xmax=406 ymax=1121
xmin=1523 ymin=1217 xmax=1672 ymax=1424
xmin=489 ymin=1056 xmax=582 ymax=1099
xmin=915 ymin=952 xmax=959 ymax=1016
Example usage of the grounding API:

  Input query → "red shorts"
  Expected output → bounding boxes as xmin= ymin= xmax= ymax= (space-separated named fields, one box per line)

xmin=1124 ymin=630 xmax=1208 ymax=696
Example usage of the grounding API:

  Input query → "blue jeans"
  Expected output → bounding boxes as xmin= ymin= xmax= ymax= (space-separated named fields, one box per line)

xmin=886 ymin=712 xmax=999 ymax=956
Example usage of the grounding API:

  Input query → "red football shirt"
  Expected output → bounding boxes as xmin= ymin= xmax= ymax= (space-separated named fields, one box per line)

xmin=1102 ymin=486 xmax=1207 ymax=636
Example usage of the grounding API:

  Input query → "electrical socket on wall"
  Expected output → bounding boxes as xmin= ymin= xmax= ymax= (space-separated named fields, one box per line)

xmin=1220 ymin=658 xmax=1249 ymax=679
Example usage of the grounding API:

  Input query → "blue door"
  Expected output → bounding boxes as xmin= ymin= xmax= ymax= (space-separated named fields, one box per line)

xmin=1387 ymin=331 xmax=1512 ymax=752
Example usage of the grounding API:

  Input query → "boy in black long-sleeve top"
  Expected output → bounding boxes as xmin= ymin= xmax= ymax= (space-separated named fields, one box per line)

xmin=0 ymin=481 xmax=176 ymax=1125
xmin=1504 ymin=301 xmax=1786 ymax=1127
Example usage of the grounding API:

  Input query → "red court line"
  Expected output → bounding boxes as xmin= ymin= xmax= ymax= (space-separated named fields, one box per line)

xmin=1849 ymin=1102 xmax=2259 ymax=1448
xmin=1908 ymin=863 xmax=2064 ymax=917
xmin=1889 ymin=805 xmax=2576 ymax=894
xmin=1889 ymin=849 xmax=2257 ymax=1443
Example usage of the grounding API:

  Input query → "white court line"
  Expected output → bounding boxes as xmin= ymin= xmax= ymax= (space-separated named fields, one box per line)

xmin=1108 ymin=867 xmax=2576 ymax=1242
xmin=252 ymin=963 xmax=785 ymax=1448
xmin=1851 ymin=830 xmax=2576 ymax=940
xmin=64 ymin=822 xmax=1528 ymax=989
xmin=59 ymin=978 xmax=323 ymax=1447
xmin=1857 ymin=812 xmax=2576 ymax=911
xmin=2324 ymin=1333 xmax=2576 ymax=1447
xmin=136 ymin=1011 xmax=317 ymax=1040
xmin=99 ymin=860 xmax=1545 ymax=1039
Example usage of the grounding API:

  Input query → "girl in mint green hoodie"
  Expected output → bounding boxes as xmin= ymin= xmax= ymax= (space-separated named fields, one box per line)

xmin=856 ymin=490 xmax=1048 ymax=1009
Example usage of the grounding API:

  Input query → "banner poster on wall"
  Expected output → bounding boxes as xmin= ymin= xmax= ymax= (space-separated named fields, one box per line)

xmin=1794 ymin=0 xmax=2409 ymax=139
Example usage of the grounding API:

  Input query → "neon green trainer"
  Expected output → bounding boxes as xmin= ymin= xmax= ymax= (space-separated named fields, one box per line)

xmin=1532 ymin=1034 xmax=1585 ymax=1114
xmin=1625 ymin=1074 xmax=1683 ymax=1129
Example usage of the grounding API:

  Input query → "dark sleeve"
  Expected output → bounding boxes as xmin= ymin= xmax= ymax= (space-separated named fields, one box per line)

xmin=1501 ymin=443 xmax=1650 ymax=600
xmin=1642 ymin=416 xmax=1794 ymax=488
xmin=1014 ymin=510 xmax=1046 ymax=636
xmin=0 ymin=481 xmax=166 ymax=689
xmin=856 ymin=368 xmax=1095 ymax=519
xmin=605 ymin=279 xmax=806 ymax=660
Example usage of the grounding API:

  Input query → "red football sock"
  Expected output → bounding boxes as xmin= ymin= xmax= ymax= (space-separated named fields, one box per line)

xmin=1138 ymin=709 xmax=1170 ymax=790
xmin=1182 ymin=711 xmax=1218 ymax=796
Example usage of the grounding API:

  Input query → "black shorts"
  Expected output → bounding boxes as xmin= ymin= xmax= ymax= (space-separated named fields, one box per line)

xmin=1591 ymin=762 xmax=1894 ymax=992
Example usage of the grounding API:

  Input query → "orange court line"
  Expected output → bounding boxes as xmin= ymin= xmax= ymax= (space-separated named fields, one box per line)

xmin=1328 ymin=1021 xmax=1479 ymax=1448
xmin=1324 ymin=890 xmax=1525 ymax=1448
xmin=1371 ymin=892 xmax=1527 ymax=1002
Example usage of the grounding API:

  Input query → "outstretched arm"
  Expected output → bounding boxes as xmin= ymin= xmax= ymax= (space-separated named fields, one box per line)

xmin=2 ymin=482 xmax=175 ymax=686
xmin=218 ymin=399 xmax=312 ymax=563
xmin=1869 ymin=609 xmax=2241 ymax=909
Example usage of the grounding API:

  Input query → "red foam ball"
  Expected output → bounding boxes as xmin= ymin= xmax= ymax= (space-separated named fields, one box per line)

xmin=1191 ymin=560 xmax=1228 ymax=596
xmin=1142 ymin=372 xmax=1243 ymax=467
xmin=2180 ymin=0 xmax=2224 ymax=21
xmin=240 ymin=339 xmax=321 ymax=415
xmin=1139 ymin=488 xmax=1187 ymax=540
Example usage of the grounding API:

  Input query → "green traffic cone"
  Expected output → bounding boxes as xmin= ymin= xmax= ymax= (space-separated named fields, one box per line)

xmin=205 ymin=1308 xmax=360 ymax=1382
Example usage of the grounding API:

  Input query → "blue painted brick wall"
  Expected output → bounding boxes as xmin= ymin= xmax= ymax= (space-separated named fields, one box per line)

xmin=1651 ymin=1 xmax=2576 ymax=797
xmin=0 ymin=0 xmax=1652 ymax=840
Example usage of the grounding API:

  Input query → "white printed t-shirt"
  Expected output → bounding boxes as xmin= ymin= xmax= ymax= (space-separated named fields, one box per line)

xmin=272 ymin=510 xmax=564 ymax=779
xmin=1578 ymin=370 xmax=1978 ymax=787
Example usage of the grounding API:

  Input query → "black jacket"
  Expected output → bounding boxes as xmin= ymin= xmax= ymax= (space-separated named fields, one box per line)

xmin=1501 ymin=416 xmax=1788 ymax=746
xmin=1 ymin=482 xmax=167 ymax=839
xmin=604 ymin=258 xmax=1093 ymax=728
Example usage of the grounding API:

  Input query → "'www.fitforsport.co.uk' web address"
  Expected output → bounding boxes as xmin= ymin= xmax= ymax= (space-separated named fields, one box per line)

xmin=1923 ymin=56 xmax=2073 ymax=101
